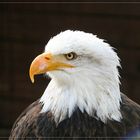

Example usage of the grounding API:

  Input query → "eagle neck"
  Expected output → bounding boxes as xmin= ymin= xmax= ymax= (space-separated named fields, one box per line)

xmin=40 ymin=75 xmax=122 ymax=124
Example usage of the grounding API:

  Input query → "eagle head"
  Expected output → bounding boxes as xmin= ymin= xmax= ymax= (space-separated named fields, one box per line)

xmin=29 ymin=30 xmax=122 ymax=123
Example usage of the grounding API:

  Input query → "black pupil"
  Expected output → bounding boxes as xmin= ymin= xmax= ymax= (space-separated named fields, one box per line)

xmin=68 ymin=53 xmax=73 ymax=58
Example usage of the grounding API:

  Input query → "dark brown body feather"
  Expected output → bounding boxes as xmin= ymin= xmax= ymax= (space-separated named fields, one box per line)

xmin=9 ymin=94 xmax=140 ymax=140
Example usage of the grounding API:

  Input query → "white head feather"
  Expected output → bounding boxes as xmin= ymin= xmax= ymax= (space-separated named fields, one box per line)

xmin=40 ymin=30 xmax=122 ymax=124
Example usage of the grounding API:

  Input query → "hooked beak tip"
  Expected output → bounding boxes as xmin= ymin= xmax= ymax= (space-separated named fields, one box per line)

xmin=29 ymin=69 xmax=35 ymax=83
xmin=31 ymin=76 xmax=35 ymax=83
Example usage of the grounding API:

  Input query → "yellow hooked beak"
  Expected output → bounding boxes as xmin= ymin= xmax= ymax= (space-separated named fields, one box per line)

xmin=29 ymin=53 xmax=74 ymax=83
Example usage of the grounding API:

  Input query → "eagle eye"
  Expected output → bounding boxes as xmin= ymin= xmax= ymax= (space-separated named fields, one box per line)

xmin=65 ymin=52 xmax=77 ymax=60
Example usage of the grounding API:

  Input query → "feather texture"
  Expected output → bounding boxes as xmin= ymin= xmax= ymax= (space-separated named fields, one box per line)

xmin=10 ymin=94 xmax=140 ymax=139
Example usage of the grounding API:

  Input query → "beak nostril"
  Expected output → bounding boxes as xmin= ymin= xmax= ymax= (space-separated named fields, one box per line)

xmin=45 ymin=57 xmax=50 ymax=60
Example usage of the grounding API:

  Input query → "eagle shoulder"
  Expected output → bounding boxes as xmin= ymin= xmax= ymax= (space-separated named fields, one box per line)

xmin=9 ymin=94 xmax=140 ymax=139
xmin=9 ymin=100 xmax=55 ymax=139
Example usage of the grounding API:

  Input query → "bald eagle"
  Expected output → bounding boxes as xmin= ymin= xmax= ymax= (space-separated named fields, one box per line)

xmin=10 ymin=30 xmax=140 ymax=139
